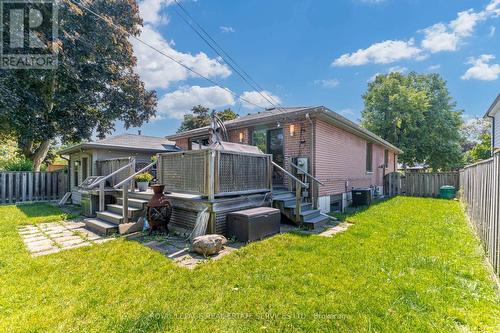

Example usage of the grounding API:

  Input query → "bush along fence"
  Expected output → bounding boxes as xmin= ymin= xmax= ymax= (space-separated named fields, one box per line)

xmin=0 ymin=171 xmax=68 ymax=205
xmin=460 ymin=151 xmax=500 ymax=277
xmin=384 ymin=171 xmax=459 ymax=198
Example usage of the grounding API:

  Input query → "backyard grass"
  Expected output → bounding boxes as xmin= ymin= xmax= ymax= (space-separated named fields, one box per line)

xmin=0 ymin=197 xmax=499 ymax=332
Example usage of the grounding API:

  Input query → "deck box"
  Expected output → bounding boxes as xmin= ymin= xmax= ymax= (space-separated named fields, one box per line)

xmin=227 ymin=207 xmax=281 ymax=242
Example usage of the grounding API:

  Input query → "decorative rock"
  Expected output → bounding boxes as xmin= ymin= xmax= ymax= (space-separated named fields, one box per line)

xmin=191 ymin=234 xmax=227 ymax=256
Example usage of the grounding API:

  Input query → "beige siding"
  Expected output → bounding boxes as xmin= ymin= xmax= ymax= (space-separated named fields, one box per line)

xmin=314 ymin=119 xmax=397 ymax=196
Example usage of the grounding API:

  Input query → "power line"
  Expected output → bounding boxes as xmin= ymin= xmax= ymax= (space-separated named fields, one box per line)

xmin=65 ymin=0 xmax=267 ymax=111
xmin=172 ymin=0 xmax=285 ymax=112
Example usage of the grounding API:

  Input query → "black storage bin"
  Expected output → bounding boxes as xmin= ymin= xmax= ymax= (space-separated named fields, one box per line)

xmin=227 ymin=207 xmax=281 ymax=242
xmin=352 ymin=188 xmax=372 ymax=207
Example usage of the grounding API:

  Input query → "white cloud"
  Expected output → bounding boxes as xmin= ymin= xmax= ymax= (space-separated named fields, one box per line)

xmin=157 ymin=86 xmax=235 ymax=119
xmin=461 ymin=54 xmax=500 ymax=81
xmin=427 ymin=64 xmax=441 ymax=71
xmin=421 ymin=1 xmax=500 ymax=53
xmin=132 ymin=25 xmax=231 ymax=89
xmin=338 ymin=108 xmax=356 ymax=120
xmin=421 ymin=23 xmax=461 ymax=52
xmin=239 ymin=90 xmax=281 ymax=110
xmin=138 ymin=0 xmax=175 ymax=25
xmin=314 ymin=79 xmax=340 ymax=88
xmin=332 ymin=39 xmax=424 ymax=66
xmin=388 ymin=66 xmax=408 ymax=73
xmin=220 ymin=26 xmax=235 ymax=33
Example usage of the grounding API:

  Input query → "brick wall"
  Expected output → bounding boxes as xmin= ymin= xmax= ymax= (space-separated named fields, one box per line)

xmin=228 ymin=128 xmax=250 ymax=144
xmin=314 ymin=119 xmax=397 ymax=196
xmin=175 ymin=138 xmax=189 ymax=150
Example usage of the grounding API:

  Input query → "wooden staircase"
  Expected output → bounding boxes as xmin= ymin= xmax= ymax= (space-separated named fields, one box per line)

xmin=84 ymin=191 xmax=149 ymax=235
xmin=272 ymin=187 xmax=330 ymax=230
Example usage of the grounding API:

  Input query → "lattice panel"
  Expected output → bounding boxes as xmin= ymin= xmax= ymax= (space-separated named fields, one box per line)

xmin=159 ymin=152 xmax=207 ymax=195
xmin=217 ymin=152 xmax=269 ymax=194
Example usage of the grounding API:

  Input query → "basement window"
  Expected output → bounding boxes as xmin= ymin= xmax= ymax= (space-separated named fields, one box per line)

xmin=366 ymin=142 xmax=373 ymax=173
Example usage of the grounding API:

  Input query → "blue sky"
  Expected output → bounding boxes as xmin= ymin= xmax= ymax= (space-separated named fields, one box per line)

xmin=117 ymin=0 xmax=500 ymax=137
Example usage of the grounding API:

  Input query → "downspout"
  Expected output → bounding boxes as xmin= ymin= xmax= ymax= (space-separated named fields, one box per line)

xmin=305 ymin=113 xmax=317 ymax=209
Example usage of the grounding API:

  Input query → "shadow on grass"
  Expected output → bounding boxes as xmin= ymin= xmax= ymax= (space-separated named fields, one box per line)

xmin=328 ymin=196 xmax=395 ymax=222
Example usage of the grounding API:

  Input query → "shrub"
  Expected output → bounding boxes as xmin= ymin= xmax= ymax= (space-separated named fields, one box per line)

xmin=135 ymin=172 xmax=153 ymax=183
xmin=1 ymin=158 xmax=33 ymax=171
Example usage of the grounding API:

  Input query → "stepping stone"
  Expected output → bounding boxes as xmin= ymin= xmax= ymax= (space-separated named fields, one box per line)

xmin=60 ymin=242 xmax=91 ymax=250
xmin=22 ymin=235 xmax=47 ymax=242
xmin=32 ymin=248 xmax=61 ymax=257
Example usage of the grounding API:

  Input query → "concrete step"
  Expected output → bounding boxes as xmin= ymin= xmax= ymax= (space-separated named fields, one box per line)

xmin=106 ymin=204 xmax=143 ymax=217
xmin=116 ymin=197 xmax=149 ymax=209
xmin=303 ymin=214 xmax=330 ymax=230
xmin=84 ymin=218 xmax=118 ymax=236
xmin=96 ymin=211 xmax=123 ymax=225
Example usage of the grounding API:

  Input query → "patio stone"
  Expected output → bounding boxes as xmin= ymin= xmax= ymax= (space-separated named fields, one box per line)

xmin=58 ymin=238 xmax=87 ymax=247
xmin=32 ymin=248 xmax=62 ymax=257
xmin=22 ymin=235 xmax=47 ymax=242
xmin=60 ymin=242 xmax=91 ymax=250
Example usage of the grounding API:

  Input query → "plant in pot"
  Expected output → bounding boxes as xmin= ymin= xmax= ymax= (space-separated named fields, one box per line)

xmin=135 ymin=172 xmax=153 ymax=192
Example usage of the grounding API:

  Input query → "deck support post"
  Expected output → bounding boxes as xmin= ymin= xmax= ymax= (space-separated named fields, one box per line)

xmin=295 ymin=180 xmax=302 ymax=224
xmin=99 ymin=181 xmax=105 ymax=212
xmin=122 ymin=181 xmax=129 ymax=224
xmin=207 ymin=150 xmax=216 ymax=234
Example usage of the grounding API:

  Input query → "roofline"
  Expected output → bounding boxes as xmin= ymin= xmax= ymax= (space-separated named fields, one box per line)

xmin=58 ymin=142 xmax=178 ymax=155
xmin=167 ymin=106 xmax=403 ymax=154
xmin=484 ymin=93 xmax=500 ymax=118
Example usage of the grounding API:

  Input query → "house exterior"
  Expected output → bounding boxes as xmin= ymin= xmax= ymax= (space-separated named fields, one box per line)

xmin=166 ymin=106 xmax=402 ymax=212
xmin=485 ymin=93 xmax=500 ymax=149
xmin=58 ymin=134 xmax=179 ymax=192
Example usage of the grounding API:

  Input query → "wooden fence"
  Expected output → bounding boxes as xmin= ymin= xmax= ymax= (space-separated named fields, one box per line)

xmin=460 ymin=153 xmax=500 ymax=277
xmin=0 ymin=171 xmax=68 ymax=205
xmin=384 ymin=171 xmax=459 ymax=197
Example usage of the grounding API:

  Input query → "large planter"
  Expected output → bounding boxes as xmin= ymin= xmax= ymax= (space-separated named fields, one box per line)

xmin=137 ymin=181 xmax=149 ymax=192
xmin=147 ymin=184 xmax=172 ymax=233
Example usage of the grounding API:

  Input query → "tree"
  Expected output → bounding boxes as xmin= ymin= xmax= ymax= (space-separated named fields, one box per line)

xmin=0 ymin=0 xmax=157 ymax=171
xmin=461 ymin=118 xmax=492 ymax=164
xmin=177 ymin=105 xmax=238 ymax=132
xmin=361 ymin=72 xmax=463 ymax=170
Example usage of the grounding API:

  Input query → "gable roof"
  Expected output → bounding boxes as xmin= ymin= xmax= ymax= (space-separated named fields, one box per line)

xmin=58 ymin=134 xmax=180 ymax=155
xmin=485 ymin=93 xmax=500 ymax=117
xmin=166 ymin=106 xmax=403 ymax=154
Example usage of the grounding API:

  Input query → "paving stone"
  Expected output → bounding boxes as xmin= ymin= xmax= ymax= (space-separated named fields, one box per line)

xmin=51 ymin=235 xmax=81 ymax=243
xmin=22 ymin=235 xmax=48 ymax=242
xmin=62 ymin=222 xmax=86 ymax=229
xmin=19 ymin=228 xmax=41 ymax=235
xmin=27 ymin=243 xmax=57 ymax=253
xmin=60 ymin=242 xmax=91 ymax=250
xmin=32 ymin=248 xmax=62 ymax=257
xmin=57 ymin=238 xmax=87 ymax=247
xmin=72 ymin=228 xmax=102 ymax=241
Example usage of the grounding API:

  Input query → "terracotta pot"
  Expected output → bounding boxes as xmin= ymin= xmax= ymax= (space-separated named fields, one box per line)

xmin=147 ymin=184 xmax=172 ymax=233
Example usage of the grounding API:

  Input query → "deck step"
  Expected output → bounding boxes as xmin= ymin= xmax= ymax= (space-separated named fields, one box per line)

xmin=284 ymin=202 xmax=313 ymax=212
xmin=272 ymin=193 xmax=295 ymax=201
xmin=300 ymin=208 xmax=321 ymax=221
xmin=126 ymin=190 xmax=154 ymax=201
xmin=96 ymin=211 xmax=123 ymax=225
xmin=116 ymin=197 xmax=149 ymax=209
xmin=84 ymin=218 xmax=118 ymax=235
xmin=302 ymin=214 xmax=330 ymax=230
xmin=106 ymin=204 xmax=143 ymax=217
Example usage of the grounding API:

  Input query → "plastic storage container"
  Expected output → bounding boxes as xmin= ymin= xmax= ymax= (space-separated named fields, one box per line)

xmin=439 ymin=185 xmax=456 ymax=199
xmin=227 ymin=207 xmax=281 ymax=242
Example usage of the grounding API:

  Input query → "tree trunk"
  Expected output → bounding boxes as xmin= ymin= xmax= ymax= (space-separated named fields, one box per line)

xmin=31 ymin=140 xmax=51 ymax=171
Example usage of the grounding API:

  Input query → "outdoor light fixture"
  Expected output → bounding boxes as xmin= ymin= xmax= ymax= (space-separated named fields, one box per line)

xmin=290 ymin=124 xmax=295 ymax=136
xmin=239 ymin=132 xmax=244 ymax=143
xmin=276 ymin=121 xmax=281 ymax=128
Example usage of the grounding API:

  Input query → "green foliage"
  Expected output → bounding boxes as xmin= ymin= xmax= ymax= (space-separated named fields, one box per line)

xmin=0 ymin=0 xmax=157 ymax=170
xmin=1 ymin=158 xmax=33 ymax=171
xmin=177 ymin=105 xmax=238 ymax=132
xmin=362 ymin=72 xmax=463 ymax=170
xmin=0 ymin=199 xmax=499 ymax=331
xmin=464 ymin=132 xmax=492 ymax=163
xmin=134 ymin=172 xmax=153 ymax=182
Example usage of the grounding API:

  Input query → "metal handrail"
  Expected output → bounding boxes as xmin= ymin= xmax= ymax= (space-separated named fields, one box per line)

xmin=88 ymin=159 xmax=135 ymax=189
xmin=272 ymin=161 xmax=308 ymax=188
xmin=290 ymin=162 xmax=325 ymax=186
xmin=114 ymin=160 xmax=157 ymax=189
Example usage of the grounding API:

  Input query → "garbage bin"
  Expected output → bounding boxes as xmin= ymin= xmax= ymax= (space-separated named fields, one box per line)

xmin=439 ymin=185 xmax=456 ymax=199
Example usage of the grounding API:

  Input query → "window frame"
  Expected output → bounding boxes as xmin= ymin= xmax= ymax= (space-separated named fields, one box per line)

xmin=366 ymin=142 xmax=373 ymax=173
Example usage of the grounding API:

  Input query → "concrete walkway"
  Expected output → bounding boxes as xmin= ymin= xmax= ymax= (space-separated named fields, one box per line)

xmin=18 ymin=221 xmax=114 ymax=257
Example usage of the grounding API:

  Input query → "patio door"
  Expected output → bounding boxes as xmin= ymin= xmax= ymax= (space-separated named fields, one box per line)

xmin=267 ymin=128 xmax=284 ymax=186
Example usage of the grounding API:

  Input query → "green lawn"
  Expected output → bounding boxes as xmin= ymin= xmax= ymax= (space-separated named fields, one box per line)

xmin=0 ymin=197 xmax=499 ymax=332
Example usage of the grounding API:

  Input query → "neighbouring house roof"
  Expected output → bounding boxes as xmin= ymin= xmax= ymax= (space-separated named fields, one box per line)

xmin=58 ymin=134 xmax=180 ymax=155
xmin=484 ymin=93 xmax=500 ymax=117
xmin=166 ymin=106 xmax=403 ymax=154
